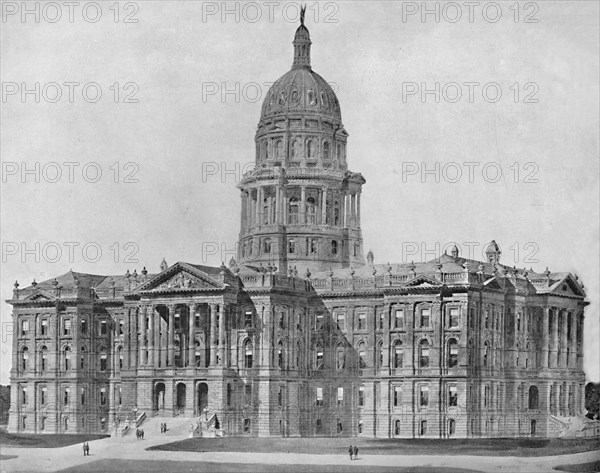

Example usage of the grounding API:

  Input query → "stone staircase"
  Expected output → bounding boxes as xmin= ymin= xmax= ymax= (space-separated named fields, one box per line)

xmin=549 ymin=414 xmax=598 ymax=437
xmin=188 ymin=411 xmax=224 ymax=438
xmin=140 ymin=415 xmax=194 ymax=437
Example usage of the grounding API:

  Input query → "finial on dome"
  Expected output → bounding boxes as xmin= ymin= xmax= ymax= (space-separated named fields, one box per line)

xmin=367 ymin=250 xmax=374 ymax=265
xmin=292 ymin=6 xmax=312 ymax=70
xmin=450 ymin=245 xmax=459 ymax=258
xmin=160 ymin=258 xmax=168 ymax=272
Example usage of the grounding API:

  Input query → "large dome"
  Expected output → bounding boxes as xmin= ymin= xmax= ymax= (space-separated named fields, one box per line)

xmin=260 ymin=68 xmax=341 ymax=122
xmin=259 ymin=21 xmax=342 ymax=123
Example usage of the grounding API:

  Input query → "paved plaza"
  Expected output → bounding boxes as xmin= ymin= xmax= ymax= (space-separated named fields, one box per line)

xmin=1 ymin=432 xmax=599 ymax=473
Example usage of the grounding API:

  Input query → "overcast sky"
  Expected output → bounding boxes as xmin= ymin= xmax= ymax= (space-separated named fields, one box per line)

xmin=1 ymin=1 xmax=598 ymax=383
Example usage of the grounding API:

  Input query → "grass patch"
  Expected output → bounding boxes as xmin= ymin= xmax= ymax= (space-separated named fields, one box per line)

xmin=554 ymin=461 xmax=600 ymax=473
xmin=149 ymin=437 xmax=600 ymax=457
xmin=56 ymin=459 xmax=485 ymax=473
xmin=0 ymin=428 xmax=109 ymax=448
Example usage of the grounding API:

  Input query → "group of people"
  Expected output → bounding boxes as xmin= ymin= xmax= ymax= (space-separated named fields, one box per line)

xmin=160 ymin=422 xmax=168 ymax=434
xmin=135 ymin=428 xmax=145 ymax=440
xmin=82 ymin=442 xmax=90 ymax=456
xmin=348 ymin=444 xmax=359 ymax=460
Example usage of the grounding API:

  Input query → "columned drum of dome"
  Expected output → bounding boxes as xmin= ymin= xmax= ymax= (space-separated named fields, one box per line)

xmin=237 ymin=17 xmax=366 ymax=273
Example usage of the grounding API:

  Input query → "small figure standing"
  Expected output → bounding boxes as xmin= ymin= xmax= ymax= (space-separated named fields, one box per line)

xmin=164 ymin=422 xmax=167 ymax=433
xmin=82 ymin=442 xmax=87 ymax=456
xmin=348 ymin=444 xmax=353 ymax=460
xmin=141 ymin=429 xmax=144 ymax=439
xmin=160 ymin=422 xmax=164 ymax=433
xmin=353 ymin=445 xmax=358 ymax=460
xmin=85 ymin=442 xmax=90 ymax=456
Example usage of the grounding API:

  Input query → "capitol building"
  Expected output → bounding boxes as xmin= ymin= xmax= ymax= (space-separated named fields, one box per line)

xmin=7 ymin=18 xmax=591 ymax=439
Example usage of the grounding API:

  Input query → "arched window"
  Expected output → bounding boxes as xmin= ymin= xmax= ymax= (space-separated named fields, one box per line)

xmin=64 ymin=346 xmax=71 ymax=371
xmin=306 ymin=140 xmax=314 ymax=159
xmin=244 ymin=340 xmax=253 ymax=368
xmin=263 ymin=238 xmax=271 ymax=254
xmin=276 ymin=139 xmax=284 ymax=158
xmin=100 ymin=348 xmax=107 ymax=372
xmin=331 ymin=240 xmax=338 ymax=255
xmin=263 ymin=140 xmax=268 ymax=160
xmin=336 ymin=343 xmax=345 ymax=370
xmin=310 ymin=238 xmax=318 ymax=254
xmin=40 ymin=346 xmax=48 ymax=372
xmin=528 ymin=386 xmax=539 ymax=409
xmin=448 ymin=419 xmax=456 ymax=436
xmin=483 ymin=341 xmax=489 ymax=367
xmin=358 ymin=342 xmax=366 ymax=369
xmin=315 ymin=344 xmax=324 ymax=370
xmin=291 ymin=140 xmax=301 ymax=159
xmin=306 ymin=197 xmax=317 ymax=224
xmin=393 ymin=340 xmax=403 ymax=368
xmin=448 ymin=339 xmax=458 ymax=368
xmin=288 ymin=238 xmax=296 ymax=254
xmin=80 ymin=347 xmax=86 ymax=369
xmin=530 ymin=419 xmax=536 ymax=436
xmin=288 ymin=197 xmax=299 ymax=224
xmin=323 ymin=141 xmax=330 ymax=160
xmin=277 ymin=341 xmax=283 ymax=368
xmin=21 ymin=347 xmax=29 ymax=371
xmin=376 ymin=340 xmax=384 ymax=369
xmin=118 ymin=346 xmax=123 ymax=370
xmin=419 ymin=340 xmax=430 ymax=368
xmin=337 ymin=143 xmax=342 ymax=160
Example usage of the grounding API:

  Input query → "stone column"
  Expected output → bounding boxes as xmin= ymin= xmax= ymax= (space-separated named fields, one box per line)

xmin=541 ymin=307 xmax=549 ymax=368
xmin=344 ymin=193 xmax=350 ymax=227
xmin=357 ymin=193 xmax=361 ymax=228
xmin=154 ymin=307 xmax=162 ymax=368
xmin=209 ymin=304 xmax=217 ymax=367
xmin=124 ymin=308 xmax=131 ymax=369
xmin=300 ymin=187 xmax=306 ymax=225
xmin=568 ymin=312 xmax=576 ymax=368
xmin=168 ymin=306 xmax=175 ymax=367
xmin=255 ymin=187 xmax=261 ymax=226
xmin=188 ymin=304 xmax=196 ymax=367
xmin=219 ymin=304 xmax=226 ymax=366
xmin=321 ymin=188 xmax=328 ymax=225
xmin=550 ymin=308 xmax=559 ymax=368
xmin=560 ymin=310 xmax=568 ymax=368
xmin=241 ymin=192 xmax=246 ymax=230
xmin=275 ymin=187 xmax=281 ymax=224
xmin=138 ymin=306 xmax=146 ymax=366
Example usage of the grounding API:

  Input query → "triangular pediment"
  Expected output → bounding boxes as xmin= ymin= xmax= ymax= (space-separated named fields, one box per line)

xmin=403 ymin=275 xmax=443 ymax=288
xmin=23 ymin=289 xmax=56 ymax=301
xmin=549 ymin=274 xmax=586 ymax=297
xmin=135 ymin=262 xmax=224 ymax=293
xmin=483 ymin=276 xmax=504 ymax=291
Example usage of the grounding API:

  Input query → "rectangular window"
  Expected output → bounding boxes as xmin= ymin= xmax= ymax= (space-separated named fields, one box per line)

xmin=337 ymin=387 xmax=344 ymax=406
xmin=41 ymin=319 xmax=48 ymax=336
xmin=449 ymin=308 xmax=459 ymax=327
xmin=119 ymin=320 xmax=124 ymax=335
xmin=195 ymin=312 xmax=201 ymax=329
xmin=420 ymin=420 xmax=427 ymax=436
xmin=336 ymin=313 xmax=345 ymax=330
xmin=316 ymin=387 xmax=323 ymax=406
xmin=63 ymin=387 xmax=70 ymax=406
xmin=63 ymin=319 xmax=71 ymax=336
xmin=420 ymin=386 xmax=429 ymax=407
xmin=81 ymin=388 xmax=86 ymax=406
xmin=378 ymin=311 xmax=385 ymax=330
xmin=21 ymin=387 xmax=27 ymax=405
xmin=100 ymin=321 xmax=107 ymax=335
xmin=394 ymin=386 xmax=402 ymax=407
xmin=21 ymin=320 xmax=29 ymax=336
xmin=358 ymin=312 xmax=366 ymax=330
xmin=100 ymin=355 xmax=107 ymax=372
xmin=245 ymin=384 xmax=252 ymax=405
xmin=316 ymin=350 xmax=324 ymax=370
xmin=80 ymin=319 xmax=87 ymax=334
xmin=449 ymin=385 xmax=458 ymax=407
xmin=243 ymin=418 xmax=251 ymax=433
xmin=244 ymin=311 xmax=253 ymax=328
xmin=358 ymin=387 xmax=364 ymax=407
xmin=484 ymin=386 xmax=490 ymax=407
xmin=316 ymin=313 xmax=324 ymax=329
xmin=100 ymin=388 xmax=106 ymax=405
xmin=395 ymin=309 xmax=404 ymax=330
xmin=278 ymin=386 xmax=284 ymax=407
xmin=40 ymin=387 xmax=47 ymax=405
xmin=421 ymin=308 xmax=430 ymax=327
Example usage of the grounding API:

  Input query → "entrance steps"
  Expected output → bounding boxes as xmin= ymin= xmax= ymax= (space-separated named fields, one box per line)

xmin=139 ymin=415 xmax=195 ymax=437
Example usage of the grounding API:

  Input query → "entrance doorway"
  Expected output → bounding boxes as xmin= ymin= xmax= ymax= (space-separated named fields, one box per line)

xmin=197 ymin=382 xmax=208 ymax=416
xmin=176 ymin=383 xmax=186 ymax=414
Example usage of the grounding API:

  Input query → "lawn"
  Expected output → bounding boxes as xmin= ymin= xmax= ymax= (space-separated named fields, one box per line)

xmin=57 ymin=459 xmax=486 ymax=473
xmin=0 ymin=428 xmax=109 ymax=448
xmin=554 ymin=461 xmax=600 ymax=473
xmin=149 ymin=436 xmax=600 ymax=457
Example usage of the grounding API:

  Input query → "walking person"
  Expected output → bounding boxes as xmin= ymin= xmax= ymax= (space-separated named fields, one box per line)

xmin=85 ymin=442 xmax=90 ymax=456
xmin=348 ymin=444 xmax=353 ymax=460
xmin=353 ymin=445 xmax=358 ymax=460
xmin=141 ymin=429 xmax=144 ymax=440
xmin=164 ymin=422 xmax=167 ymax=433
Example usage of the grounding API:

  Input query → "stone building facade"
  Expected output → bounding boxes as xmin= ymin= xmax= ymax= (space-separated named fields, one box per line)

xmin=6 ymin=19 xmax=590 ymax=438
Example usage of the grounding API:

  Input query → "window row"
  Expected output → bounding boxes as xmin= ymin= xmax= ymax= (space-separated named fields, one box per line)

xmin=19 ymin=317 xmax=112 ymax=337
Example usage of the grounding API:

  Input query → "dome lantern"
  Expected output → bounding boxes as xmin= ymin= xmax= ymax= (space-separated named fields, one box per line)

xmin=292 ymin=6 xmax=312 ymax=70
